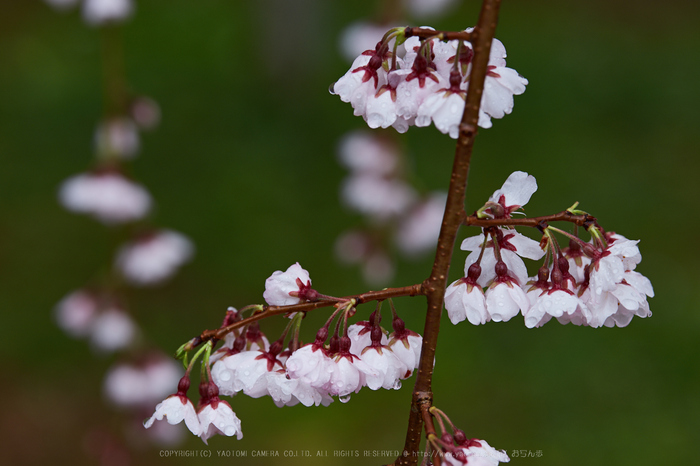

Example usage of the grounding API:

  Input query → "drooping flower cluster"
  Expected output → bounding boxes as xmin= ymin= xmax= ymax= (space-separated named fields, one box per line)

xmin=332 ymin=27 xmax=527 ymax=138
xmin=335 ymin=131 xmax=447 ymax=285
xmin=147 ymin=264 xmax=424 ymax=443
xmin=210 ymin=318 xmax=421 ymax=408
xmin=445 ymin=171 xmax=653 ymax=328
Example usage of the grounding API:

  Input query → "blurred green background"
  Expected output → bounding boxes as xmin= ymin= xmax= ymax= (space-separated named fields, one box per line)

xmin=1 ymin=0 xmax=698 ymax=464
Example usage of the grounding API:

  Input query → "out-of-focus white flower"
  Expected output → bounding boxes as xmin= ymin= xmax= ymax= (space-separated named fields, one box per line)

xmin=144 ymin=394 xmax=201 ymax=436
xmin=83 ymin=0 xmax=133 ymax=26
xmin=263 ymin=262 xmax=315 ymax=306
xmin=405 ymin=0 xmax=458 ymax=19
xmin=59 ymin=171 xmax=152 ymax=224
xmin=198 ymin=400 xmax=243 ymax=444
xmin=339 ymin=22 xmax=391 ymax=62
xmin=362 ymin=251 xmax=395 ymax=286
xmin=89 ymin=308 xmax=137 ymax=352
xmin=116 ymin=230 xmax=194 ymax=286
xmin=396 ymin=192 xmax=447 ymax=256
xmin=342 ymin=174 xmax=417 ymax=221
xmin=104 ymin=357 xmax=182 ymax=407
xmin=130 ymin=96 xmax=161 ymax=130
xmin=95 ymin=118 xmax=140 ymax=159
xmin=337 ymin=131 xmax=400 ymax=176
xmin=54 ymin=290 xmax=98 ymax=338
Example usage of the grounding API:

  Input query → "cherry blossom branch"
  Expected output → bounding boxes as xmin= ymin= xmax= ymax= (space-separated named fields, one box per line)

xmin=197 ymin=283 xmax=425 ymax=342
xmin=404 ymin=27 xmax=472 ymax=42
xmin=464 ymin=210 xmax=598 ymax=229
xmin=397 ymin=0 xmax=502 ymax=464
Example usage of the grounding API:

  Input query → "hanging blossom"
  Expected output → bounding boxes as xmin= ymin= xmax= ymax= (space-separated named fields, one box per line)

xmin=446 ymin=171 xmax=653 ymax=329
xmin=331 ymin=27 xmax=527 ymax=138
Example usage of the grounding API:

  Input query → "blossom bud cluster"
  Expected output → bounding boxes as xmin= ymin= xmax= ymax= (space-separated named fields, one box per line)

xmin=336 ymin=131 xmax=446 ymax=285
xmin=332 ymin=27 xmax=527 ymax=138
xmin=446 ymin=172 xmax=653 ymax=329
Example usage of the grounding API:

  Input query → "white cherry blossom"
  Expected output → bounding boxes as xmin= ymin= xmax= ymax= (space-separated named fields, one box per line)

xmin=445 ymin=277 xmax=488 ymax=325
xmin=263 ymin=262 xmax=314 ymax=306
xmin=144 ymin=394 xmax=201 ymax=436
xmin=198 ymin=400 xmax=242 ymax=444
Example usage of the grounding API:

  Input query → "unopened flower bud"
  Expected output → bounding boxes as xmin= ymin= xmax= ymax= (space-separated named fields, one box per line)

xmin=453 ymin=428 xmax=467 ymax=445
xmin=177 ymin=375 xmax=191 ymax=395
xmin=495 ymin=260 xmax=508 ymax=277
xmin=467 ymin=262 xmax=482 ymax=281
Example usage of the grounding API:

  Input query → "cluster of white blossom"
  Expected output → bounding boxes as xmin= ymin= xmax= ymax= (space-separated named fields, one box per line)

xmin=336 ymin=131 xmax=447 ymax=285
xmin=445 ymin=172 xmax=654 ymax=329
xmin=332 ymin=27 xmax=527 ymax=138
xmin=145 ymin=263 xmax=423 ymax=443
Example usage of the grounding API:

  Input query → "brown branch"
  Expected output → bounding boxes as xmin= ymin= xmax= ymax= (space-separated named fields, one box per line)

xmin=199 ymin=283 xmax=425 ymax=342
xmin=464 ymin=210 xmax=597 ymax=229
xmin=397 ymin=1 xmax=502 ymax=464
xmin=404 ymin=27 xmax=472 ymax=42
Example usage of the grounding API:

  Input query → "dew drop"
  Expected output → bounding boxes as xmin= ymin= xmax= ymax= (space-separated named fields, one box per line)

xmin=339 ymin=395 xmax=351 ymax=403
xmin=243 ymin=370 xmax=250 ymax=377
xmin=220 ymin=371 xmax=231 ymax=382
xmin=328 ymin=82 xmax=337 ymax=95
xmin=224 ymin=426 xmax=237 ymax=436
xmin=392 ymin=380 xmax=402 ymax=390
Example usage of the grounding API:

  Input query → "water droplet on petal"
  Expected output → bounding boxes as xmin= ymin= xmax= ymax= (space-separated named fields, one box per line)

xmin=392 ymin=380 xmax=402 ymax=390
xmin=329 ymin=82 xmax=337 ymax=95
xmin=224 ymin=426 xmax=237 ymax=436
xmin=220 ymin=371 xmax=231 ymax=382
xmin=243 ymin=370 xmax=250 ymax=377
xmin=339 ymin=394 xmax=351 ymax=403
